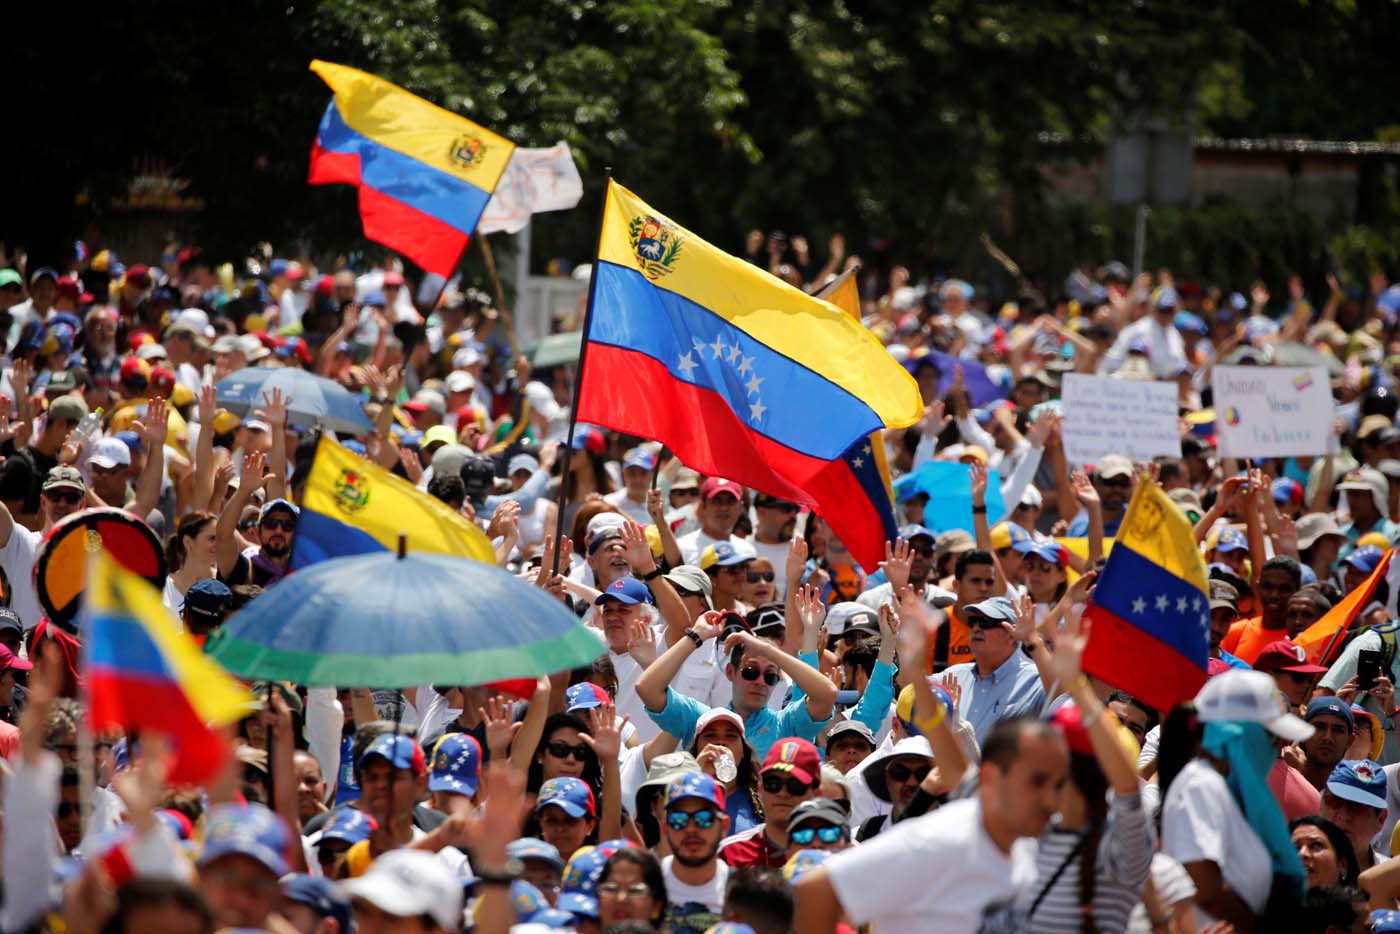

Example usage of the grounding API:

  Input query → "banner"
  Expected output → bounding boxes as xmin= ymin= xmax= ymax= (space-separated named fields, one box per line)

xmin=1060 ymin=373 xmax=1181 ymax=465
xmin=1212 ymin=365 xmax=1334 ymax=459
xmin=477 ymin=143 xmax=584 ymax=235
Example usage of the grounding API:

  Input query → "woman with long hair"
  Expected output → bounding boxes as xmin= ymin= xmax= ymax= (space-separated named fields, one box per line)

xmin=558 ymin=427 xmax=617 ymax=531
xmin=162 ymin=510 xmax=218 ymax=613
xmin=1016 ymin=612 xmax=1153 ymax=933
xmin=524 ymin=710 xmax=623 ymax=857
xmin=689 ymin=708 xmax=763 ymax=835
xmin=596 ymin=848 xmax=667 ymax=930
xmin=1290 ymin=816 xmax=1360 ymax=889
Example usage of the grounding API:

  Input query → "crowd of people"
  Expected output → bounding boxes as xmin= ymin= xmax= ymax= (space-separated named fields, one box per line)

xmin=2 ymin=236 xmax=1400 ymax=934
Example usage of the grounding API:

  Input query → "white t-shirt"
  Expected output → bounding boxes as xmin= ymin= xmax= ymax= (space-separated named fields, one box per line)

xmin=603 ymin=489 xmax=653 ymax=527
xmin=0 ymin=526 xmax=43 ymax=630
xmin=662 ymin=855 xmax=727 ymax=932
xmin=676 ymin=529 xmax=741 ymax=566
xmin=1161 ymin=758 xmax=1272 ymax=922
xmin=825 ymin=797 xmax=1037 ymax=933
xmin=610 ymin=625 xmax=668 ymax=743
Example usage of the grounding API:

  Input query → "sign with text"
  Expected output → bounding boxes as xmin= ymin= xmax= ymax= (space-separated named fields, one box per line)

xmin=1061 ymin=374 xmax=1181 ymax=465
xmin=1212 ymin=365 xmax=1334 ymax=458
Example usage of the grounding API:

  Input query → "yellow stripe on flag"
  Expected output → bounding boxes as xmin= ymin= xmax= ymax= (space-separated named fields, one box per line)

xmin=1113 ymin=482 xmax=1208 ymax=594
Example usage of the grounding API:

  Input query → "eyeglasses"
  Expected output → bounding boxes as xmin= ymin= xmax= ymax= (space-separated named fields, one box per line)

xmin=666 ymin=808 xmax=718 ymax=830
xmin=762 ymin=773 xmax=810 ymax=796
xmin=746 ymin=570 xmax=776 ymax=584
xmin=740 ymin=665 xmax=780 ymax=686
xmin=44 ymin=489 xmax=82 ymax=505
xmin=598 ymin=882 xmax=653 ymax=899
xmin=545 ymin=741 xmax=590 ymax=761
xmin=790 ymin=825 xmax=845 ymax=845
xmin=884 ymin=762 xmax=932 ymax=784
xmin=261 ymin=517 xmax=296 ymax=532
xmin=967 ymin=615 xmax=1007 ymax=630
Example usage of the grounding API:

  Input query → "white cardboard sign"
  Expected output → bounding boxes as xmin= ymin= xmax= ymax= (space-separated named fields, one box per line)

xmin=1212 ymin=365 xmax=1334 ymax=458
xmin=1060 ymin=373 xmax=1182 ymax=465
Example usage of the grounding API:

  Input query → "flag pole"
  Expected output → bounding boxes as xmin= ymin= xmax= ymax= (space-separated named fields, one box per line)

xmin=549 ymin=168 xmax=613 ymax=575
xmin=477 ymin=234 xmax=522 ymax=360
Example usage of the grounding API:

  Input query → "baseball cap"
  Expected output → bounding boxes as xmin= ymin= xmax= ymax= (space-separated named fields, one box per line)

xmin=672 ymin=467 xmax=702 ymax=491
xmin=259 ymin=498 xmax=300 ymax=523
xmin=1305 ymin=696 xmax=1356 ymax=730
xmin=340 ymin=848 xmax=462 ymax=931
xmin=935 ymin=528 xmax=975 ymax=563
xmin=785 ymin=797 xmax=849 ymax=835
xmin=1213 ymin=527 xmax=1248 ymax=554
xmin=282 ymin=875 xmax=352 ymax=934
xmin=746 ymin=602 xmax=785 ymax=636
xmin=357 ymin=734 xmax=426 ymax=775
xmin=404 ymin=390 xmax=447 ymax=417
xmin=1014 ymin=538 xmax=1069 ymax=567
xmin=0 ymin=608 xmax=22 ymax=636
xmin=1252 ymin=640 xmax=1327 ymax=675
xmin=1347 ymin=545 xmax=1385 ymax=574
xmin=182 ymin=578 xmax=232 ymax=621
xmin=664 ymin=566 xmax=713 ymax=607
xmin=198 ymin=803 xmax=290 ymax=876
xmin=43 ymin=465 xmax=86 ymax=494
xmin=898 ymin=523 xmax=936 ymax=545
xmin=701 ymin=477 xmax=743 ymax=501
xmin=1153 ymin=285 xmax=1180 ymax=310
xmin=565 ymin=682 xmax=611 ymax=713
xmin=421 ymin=425 xmax=456 ymax=449
xmin=699 ymin=541 xmax=756 ymax=570
xmin=88 ymin=437 xmax=132 ymax=471
xmin=571 ymin=425 xmax=607 ymax=453
xmin=44 ymin=370 xmax=77 ymax=394
xmin=48 ymin=395 xmax=89 ymax=423
xmin=508 ymin=453 xmax=540 ymax=476
xmin=1195 ymin=670 xmax=1314 ymax=741
xmin=760 ymin=738 xmax=820 ymax=785
xmin=823 ymin=602 xmax=879 ymax=637
xmin=0 ymin=645 xmax=33 ymax=673
xmin=508 ymin=837 xmax=565 ymax=871
xmin=1326 ymin=759 xmax=1387 ymax=810
xmin=444 ymin=370 xmax=474 ymax=395
xmin=895 ymin=678 xmax=955 ymax=733
xmin=824 ymin=719 xmax=876 ymax=750
xmin=664 ymin=771 xmax=727 ymax=810
xmin=537 ymin=777 xmax=597 ymax=818
xmin=1272 ymin=478 xmax=1304 ymax=505
xmin=0 ymin=269 xmax=21 ymax=289
xmin=696 ymin=708 xmax=746 ymax=738
xmin=594 ymin=576 xmax=654 ymax=606
xmin=1094 ymin=454 xmax=1134 ymax=480
xmin=989 ymin=521 xmax=1031 ymax=551
xmin=782 ymin=851 xmax=830 ymax=888
xmin=1373 ymin=909 xmax=1400 ymax=934
xmin=964 ymin=595 xmax=1019 ymax=626
xmin=428 ymin=733 xmax=482 ymax=796
xmin=319 ymin=808 xmax=376 ymax=846
xmin=623 ymin=447 xmax=657 ymax=471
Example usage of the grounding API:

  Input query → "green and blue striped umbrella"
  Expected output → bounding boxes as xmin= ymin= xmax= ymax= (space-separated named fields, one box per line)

xmin=205 ymin=551 xmax=604 ymax=688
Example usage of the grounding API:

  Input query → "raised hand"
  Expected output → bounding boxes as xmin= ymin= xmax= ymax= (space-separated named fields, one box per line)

xmin=398 ymin=445 xmax=425 ymax=485
xmin=261 ymin=387 xmax=288 ymax=432
xmin=1007 ymin=592 xmax=1038 ymax=645
xmin=626 ymin=618 xmax=658 ymax=667
xmin=1070 ymin=470 xmax=1099 ymax=508
xmin=1027 ymin=410 xmax=1060 ymax=448
xmin=135 ymin=395 xmax=169 ymax=447
xmin=785 ymin=536 xmax=809 ymax=589
xmin=487 ymin=499 xmax=521 ymax=540
xmin=646 ymin=488 xmax=667 ymax=527
xmin=197 ymin=383 xmax=218 ymax=427
xmin=923 ymin=399 xmax=950 ymax=432
xmin=580 ymin=702 xmax=626 ymax=762
xmin=794 ymin=583 xmax=826 ymax=643
xmin=968 ymin=461 xmax=988 ymax=507
xmin=880 ymin=538 xmax=913 ymax=592
xmin=619 ymin=519 xmax=656 ymax=572
xmin=1066 ymin=569 xmax=1098 ymax=605
xmin=897 ymin=584 xmax=943 ymax=661
xmin=238 ymin=450 xmax=268 ymax=495
xmin=1051 ymin=604 xmax=1092 ymax=689
xmin=938 ymin=672 xmax=962 ymax=710
xmin=478 ymin=695 xmax=523 ymax=757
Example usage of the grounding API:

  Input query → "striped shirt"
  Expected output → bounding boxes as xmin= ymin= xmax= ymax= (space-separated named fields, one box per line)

xmin=1019 ymin=791 xmax=1156 ymax=934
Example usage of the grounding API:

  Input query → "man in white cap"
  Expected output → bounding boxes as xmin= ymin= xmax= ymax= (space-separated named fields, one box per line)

xmin=340 ymin=848 xmax=463 ymax=933
xmin=1337 ymin=465 xmax=1398 ymax=555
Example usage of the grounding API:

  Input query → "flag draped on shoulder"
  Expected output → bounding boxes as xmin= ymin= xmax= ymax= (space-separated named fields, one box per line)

xmin=1082 ymin=481 xmax=1210 ymax=712
xmin=307 ymin=59 xmax=515 ymax=277
xmin=576 ymin=181 xmax=921 ymax=569
xmin=83 ymin=551 xmax=254 ymax=785
xmin=293 ymin=436 xmax=495 ymax=569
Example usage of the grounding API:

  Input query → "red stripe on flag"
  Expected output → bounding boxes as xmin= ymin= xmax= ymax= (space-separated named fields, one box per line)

xmin=1081 ymin=605 xmax=1208 ymax=713
xmin=805 ymin=458 xmax=895 ymax=572
xmin=308 ymin=143 xmax=361 ymax=187
xmin=87 ymin=671 xmax=232 ymax=786
xmin=357 ymin=186 xmax=470 ymax=278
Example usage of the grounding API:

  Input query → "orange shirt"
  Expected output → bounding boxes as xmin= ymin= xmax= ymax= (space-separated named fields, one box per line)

xmin=1221 ymin=615 xmax=1287 ymax=665
xmin=926 ymin=607 xmax=972 ymax=673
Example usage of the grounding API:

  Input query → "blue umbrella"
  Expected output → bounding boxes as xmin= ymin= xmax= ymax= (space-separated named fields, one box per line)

xmin=205 ymin=550 xmax=606 ymax=688
xmin=216 ymin=367 xmax=373 ymax=434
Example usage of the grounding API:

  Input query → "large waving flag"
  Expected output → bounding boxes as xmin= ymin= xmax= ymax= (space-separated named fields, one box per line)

xmin=1082 ymin=480 xmax=1210 ymax=712
xmin=84 ymin=551 xmax=254 ymax=785
xmin=1295 ymin=549 xmax=1393 ymax=665
xmin=293 ymin=436 xmax=495 ymax=569
xmin=307 ymin=60 xmax=515 ymax=277
xmin=577 ymin=181 xmax=922 ymax=569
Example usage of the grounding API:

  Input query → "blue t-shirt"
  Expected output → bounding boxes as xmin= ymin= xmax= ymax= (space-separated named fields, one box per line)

xmin=333 ymin=734 xmax=361 ymax=806
xmin=727 ymin=786 xmax=759 ymax=835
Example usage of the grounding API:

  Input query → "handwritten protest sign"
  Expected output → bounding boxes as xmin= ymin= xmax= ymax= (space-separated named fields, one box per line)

xmin=1212 ymin=365 xmax=1334 ymax=458
xmin=1060 ymin=374 xmax=1181 ymax=465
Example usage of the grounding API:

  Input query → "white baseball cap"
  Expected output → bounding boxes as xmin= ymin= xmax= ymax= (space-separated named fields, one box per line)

xmin=445 ymin=370 xmax=475 ymax=394
xmin=1195 ymin=669 xmax=1314 ymax=742
xmin=338 ymin=849 xmax=463 ymax=930
xmin=88 ymin=437 xmax=132 ymax=470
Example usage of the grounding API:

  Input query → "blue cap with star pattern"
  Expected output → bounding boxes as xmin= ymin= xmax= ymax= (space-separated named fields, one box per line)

xmin=428 ymin=732 xmax=482 ymax=796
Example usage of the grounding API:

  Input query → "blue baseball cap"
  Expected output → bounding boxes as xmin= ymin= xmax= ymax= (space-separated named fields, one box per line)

xmin=362 ymin=289 xmax=387 ymax=308
xmin=1347 ymin=545 xmax=1385 ymax=574
xmin=1174 ymin=311 xmax=1207 ymax=335
xmin=319 ymin=807 xmax=376 ymax=846
xmin=783 ymin=848 xmax=832 ymax=886
xmin=1013 ymin=538 xmax=1069 ymax=567
xmin=1214 ymin=528 xmax=1248 ymax=554
xmin=699 ymin=541 xmax=755 ymax=570
xmin=182 ymin=577 xmax=232 ymax=621
xmin=507 ymin=837 xmax=564 ymax=871
xmin=556 ymin=891 xmax=599 ymax=919
xmin=1305 ymin=696 xmax=1355 ymax=730
xmin=114 ymin=429 xmax=143 ymax=454
xmin=964 ymin=595 xmax=1018 ymax=625
xmin=1327 ymin=759 xmax=1387 ymax=810
xmin=594 ymin=576 xmax=654 ymax=606
xmin=561 ymin=840 xmax=632 ymax=896
xmin=510 ymin=879 xmax=575 ymax=926
xmin=358 ymin=734 xmax=426 ymax=775
xmin=565 ymin=682 xmax=611 ymax=713
xmin=1372 ymin=909 xmax=1400 ymax=934
xmin=536 ymin=777 xmax=596 ymax=818
xmin=1154 ymin=286 xmax=1179 ymax=310
xmin=664 ymin=770 xmax=727 ymax=810
xmin=622 ymin=447 xmax=657 ymax=471
xmin=428 ymin=733 xmax=482 ymax=796
xmin=198 ymin=803 xmax=290 ymax=876
xmin=898 ymin=523 xmax=936 ymax=544
xmin=281 ymin=875 xmax=352 ymax=933
xmin=259 ymin=498 xmax=300 ymax=522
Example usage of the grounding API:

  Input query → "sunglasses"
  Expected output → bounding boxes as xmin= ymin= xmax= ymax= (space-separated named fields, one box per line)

xmin=967 ymin=615 xmax=1007 ymax=631
xmin=545 ymin=741 xmax=590 ymax=761
xmin=740 ymin=665 xmax=780 ymax=686
xmin=598 ymin=882 xmax=653 ymax=899
xmin=790 ymin=825 xmax=844 ymax=845
xmin=762 ymin=773 xmax=811 ymax=796
xmin=1098 ymin=477 xmax=1132 ymax=489
xmin=884 ymin=762 xmax=932 ymax=784
xmin=261 ymin=517 xmax=296 ymax=532
xmin=45 ymin=489 xmax=82 ymax=505
xmin=666 ymin=808 xmax=718 ymax=830
xmin=746 ymin=570 xmax=776 ymax=584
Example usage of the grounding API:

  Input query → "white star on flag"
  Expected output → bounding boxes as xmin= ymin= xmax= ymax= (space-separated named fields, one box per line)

xmin=1194 ymin=596 xmax=1203 ymax=614
xmin=709 ymin=335 xmax=726 ymax=359
xmin=1155 ymin=594 xmax=1169 ymax=612
xmin=724 ymin=342 xmax=741 ymax=363
xmin=852 ymin=456 xmax=864 ymax=468
xmin=746 ymin=374 xmax=764 ymax=396
xmin=738 ymin=355 xmax=754 ymax=375
xmin=1176 ymin=596 xmax=1189 ymax=613
xmin=692 ymin=337 xmax=706 ymax=355
xmin=1131 ymin=596 xmax=1146 ymax=615
xmin=750 ymin=399 xmax=767 ymax=421
xmin=676 ymin=351 xmax=698 ymax=378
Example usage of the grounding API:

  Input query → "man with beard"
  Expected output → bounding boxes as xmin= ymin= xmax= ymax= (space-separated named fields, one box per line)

xmin=661 ymin=771 xmax=730 ymax=934
xmin=217 ymin=452 xmax=298 ymax=588
xmin=719 ymin=738 xmax=821 ymax=868
xmin=1221 ymin=555 xmax=1303 ymax=665
xmin=749 ymin=494 xmax=798 ymax=595
xmin=1298 ymin=698 xmax=1355 ymax=792
xmin=853 ymin=736 xmax=936 ymax=840
xmin=1067 ymin=454 xmax=1133 ymax=537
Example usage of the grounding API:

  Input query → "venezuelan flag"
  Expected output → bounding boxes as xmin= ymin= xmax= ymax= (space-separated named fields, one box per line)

xmin=578 ymin=181 xmax=921 ymax=569
xmin=83 ymin=551 xmax=254 ymax=786
xmin=1081 ymin=480 xmax=1210 ymax=712
xmin=293 ymin=436 xmax=495 ymax=569
xmin=307 ymin=60 xmax=514 ymax=277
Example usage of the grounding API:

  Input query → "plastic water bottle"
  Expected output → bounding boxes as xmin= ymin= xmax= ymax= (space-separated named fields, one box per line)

xmin=70 ymin=407 xmax=103 ymax=445
xmin=715 ymin=752 xmax=737 ymax=784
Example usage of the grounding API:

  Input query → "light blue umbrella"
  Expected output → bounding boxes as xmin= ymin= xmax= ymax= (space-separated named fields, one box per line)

xmin=216 ymin=367 xmax=373 ymax=434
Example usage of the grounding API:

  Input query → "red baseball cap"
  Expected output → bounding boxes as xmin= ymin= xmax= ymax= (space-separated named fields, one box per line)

xmin=0 ymin=645 xmax=33 ymax=672
xmin=120 ymin=357 xmax=151 ymax=384
xmin=1253 ymin=640 xmax=1327 ymax=675
xmin=701 ymin=477 xmax=743 ymax=501
xmin=125 ymin=264 xmax=152 ymax=287
xmin=383 ymin=270 xmax=405 ymax=287
xmin=150 ymin=366 xmax=176 ymax=395
xmin=761 ymin=737 xmax=820 ymax=785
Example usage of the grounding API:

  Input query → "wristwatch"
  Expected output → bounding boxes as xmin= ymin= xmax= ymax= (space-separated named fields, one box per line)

xmin=474 ymin=858 xmax=524 ymax=886
xmin=640 ymin=566 xmax=664 ymax=582
xmin=683 ymin=627 xmax=704 ymax=648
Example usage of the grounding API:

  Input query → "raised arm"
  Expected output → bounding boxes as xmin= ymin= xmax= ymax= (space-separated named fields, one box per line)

xmin=128 ymin=395 xmax=168 ymax=520
xmin=646 ymin=490 xmax=682 ymax=567
xmin=580 ymin=703 xmax=626 ymax=841
xmin=262 ymin=388 xmax=289 ymax=502
xmin=636 ymin=613 xmax=725 ymax=711
xmin=725 ymin=615 xmax=836 ymax=722
xmin=620 ymin=520 xmax=690 ymax=646
xmin=216 ymin=451 xmax=267 ymax=578
xmin=1070 ymin=470 xmax=1104 ymax=566
xmin=193 ymin=384 xmax=219 ymax=513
